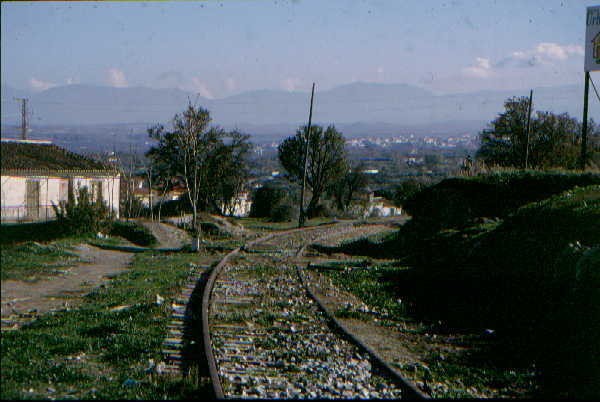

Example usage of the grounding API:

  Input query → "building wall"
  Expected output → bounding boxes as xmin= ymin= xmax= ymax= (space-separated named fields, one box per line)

xmin=1 ymin=174 xmax=120 ymax=222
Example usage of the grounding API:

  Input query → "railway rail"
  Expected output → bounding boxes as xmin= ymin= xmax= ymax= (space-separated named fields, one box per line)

xmin=202 ymin=221 xmax=427 ymax=399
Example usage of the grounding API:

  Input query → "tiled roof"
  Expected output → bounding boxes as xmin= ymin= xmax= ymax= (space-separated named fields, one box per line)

xmin=1 ymin=142 xmax=111 ymax=172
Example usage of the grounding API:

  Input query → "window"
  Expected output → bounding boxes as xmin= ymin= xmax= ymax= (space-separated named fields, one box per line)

xmin=91 ymin=180 xmax=103 ymax=203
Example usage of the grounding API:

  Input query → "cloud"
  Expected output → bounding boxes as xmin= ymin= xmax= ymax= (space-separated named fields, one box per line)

xmin=65 ymin=77 xmax=79 ymax=85
xmin=29 ymin=77 xmax=57 ymax=91
xmin=462 ymin=57 xmax=493 ymax=78
xmin=281 ymin=77 xmax=302 ymax=91
xmin=496 ymin=42 xmax=583 ymax=68
xmin=191 ymin=77 xmax=214 ymax=99
xmin=462 ymin=42 xmax=583 ymax=79
xmin=106 ymin=68 xmax=128 ymax=87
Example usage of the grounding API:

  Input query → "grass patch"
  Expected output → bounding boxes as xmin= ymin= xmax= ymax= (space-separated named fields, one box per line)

xmin=1 ymin=251 xmax=211 ymax=400
xmin=1 ymin=241 xmax=82 ymax=281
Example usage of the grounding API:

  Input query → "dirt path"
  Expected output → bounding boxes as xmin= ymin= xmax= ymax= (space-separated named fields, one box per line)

xmin=136 ymin=220 xmax=191 ymax=249
xmin=1 ymin=244 xmax=132 ymax=328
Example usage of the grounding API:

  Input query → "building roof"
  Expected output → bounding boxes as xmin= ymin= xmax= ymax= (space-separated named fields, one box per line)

xmin=1 ymin=141 xmax=113 ymax=173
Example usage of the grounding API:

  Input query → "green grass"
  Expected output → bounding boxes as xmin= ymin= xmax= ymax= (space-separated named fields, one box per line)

xmin=1 ymin=240 xmax=83 ymax=281
xmin=322 ymin=262 xmax=538 ymax=398
xmin=1 ymin=251 xmax=211 ymax=400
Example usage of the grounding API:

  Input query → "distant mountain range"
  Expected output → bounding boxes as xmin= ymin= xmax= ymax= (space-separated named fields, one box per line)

xmin=0 ymin=81 xmax=587 ymax=139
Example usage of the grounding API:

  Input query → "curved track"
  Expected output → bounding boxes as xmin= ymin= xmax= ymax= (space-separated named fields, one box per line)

xmin=202 ymin=222 xmax=426 ymax=399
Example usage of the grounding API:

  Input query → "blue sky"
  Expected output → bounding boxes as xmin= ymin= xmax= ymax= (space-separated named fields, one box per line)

xmin=1 ymin=0 xmax=597 ymax=98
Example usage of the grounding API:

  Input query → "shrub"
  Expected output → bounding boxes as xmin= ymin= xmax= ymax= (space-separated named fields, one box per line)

xmin=109 ymin=221 xmax=157 ymax=247
xmin=398 ymin=185 xmax=600 ymax=397
xmin=403 ymin=171 xmax=600 ymax=230
xmin=249 ymin=185 xmax=289 ymax=218
xmin=52 ymin=187 xmax=112 ymax=235
xmin=270 ymin=203 xmax=296 ymax=222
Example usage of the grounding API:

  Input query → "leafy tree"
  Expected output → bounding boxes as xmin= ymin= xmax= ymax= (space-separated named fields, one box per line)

xmin=477 ymin=96 xmax=529 ymax=168
xmin=329 ymin=164 xmax=369 ymax=212
xmin=146 ymin=104 xmax=251 ymax=242
xmin=278 ymin=124 xmax=347 ymax=217
xmin=393 ymin=179 xmax=425 ymax=207
xmin=477 ymin=96 xmax=587 ymax=169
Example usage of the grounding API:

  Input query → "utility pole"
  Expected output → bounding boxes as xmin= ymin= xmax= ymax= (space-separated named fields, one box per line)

xmin=298 ymin=83 xmax=315 ymax=228
xmin=14 ymin=97 xmax=29 ymax=140
xmin=524 ymin=89 xmax=533 ymax=169
xmin=580 ymin=71 xmax=590 ymax=170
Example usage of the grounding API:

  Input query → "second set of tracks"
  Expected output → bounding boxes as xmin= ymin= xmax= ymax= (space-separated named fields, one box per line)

xmin=201 ymin=221 xmax=427 ymax=399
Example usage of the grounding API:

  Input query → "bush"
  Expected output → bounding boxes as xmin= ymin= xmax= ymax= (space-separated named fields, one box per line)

xmin=109 ymin=221 xmax=157 ymax=247
xmin=404 ymin=171 xmax=600 ymax=230
xmin=397 ymin=185 xmax=600 ymax=397
xmin=250 ymin=185 xmax=289 ymax=218
xmin=53 ymin=187 xmax=112 ymax=235
xmin=270 ymin=203 xmax=296 ymax=222
xmin=0 ymin=221 xmax=68 ymax=245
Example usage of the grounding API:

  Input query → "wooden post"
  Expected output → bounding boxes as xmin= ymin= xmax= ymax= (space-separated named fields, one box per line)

xmin=525 ymin=89 xmax=533 ymax=169
xmin=580 ymin=71 xmax=590 ymax=170
xmin=299 ymin=83 xmax=315 ymax=228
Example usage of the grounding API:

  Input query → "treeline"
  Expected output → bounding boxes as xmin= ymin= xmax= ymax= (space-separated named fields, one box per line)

xmin=476 ymin=96 xmax=600 ymax=170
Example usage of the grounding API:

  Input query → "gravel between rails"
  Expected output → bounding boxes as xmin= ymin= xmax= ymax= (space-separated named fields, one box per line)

xmin=207 ymin=223 xmax=407 ymax=399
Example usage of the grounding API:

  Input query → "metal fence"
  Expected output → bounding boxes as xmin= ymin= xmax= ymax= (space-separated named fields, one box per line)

xmin=0 ymin=205 xmax=57 ymax=223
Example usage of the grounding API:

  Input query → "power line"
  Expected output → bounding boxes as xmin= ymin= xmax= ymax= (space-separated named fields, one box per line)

xmin=589 ymin=75 xmax=600 ymax=104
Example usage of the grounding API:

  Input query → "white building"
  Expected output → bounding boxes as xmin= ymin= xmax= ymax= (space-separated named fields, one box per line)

xmin=221 ymin=191 xmax=252 ymax=217
xmin=1 ymin=139 xmax=120 ymax=223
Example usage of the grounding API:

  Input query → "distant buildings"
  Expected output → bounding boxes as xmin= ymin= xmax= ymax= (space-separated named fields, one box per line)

xmin=1 ymin=139 xmax=120 ymax=223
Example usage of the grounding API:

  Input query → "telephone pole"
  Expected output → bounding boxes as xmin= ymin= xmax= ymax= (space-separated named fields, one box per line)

xmin=14 ymin=97 xmax=29 ymax=140
xmin=524 ymin=89 xmax=533 ymax=169
xmin=580 ymin=71 xmax=590 ymax=170
xmin=298 ymin=83 xmax=315 ymax=228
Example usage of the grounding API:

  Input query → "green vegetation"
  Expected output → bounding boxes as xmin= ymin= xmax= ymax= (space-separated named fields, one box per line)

xmin=1 ymin=251 xmax=210 ymax=400
xmin=1 ymin=241 xmax=80 ymax=281
xmin=326 ymin=172 xmax=599 ymax=397
xmin=324 ymin=262 xmax=537 ymax=398
xmin=278 ymin=124 xmax=348 ymax=219
xmin=146 ymin=104 xmax=252 ymax=237
xmin=476 ymin=96 xmax=600 ymax=169
xmin=110 ymin=221 xmax=157 ymax=247
xmin=53 ymin=187 xmax=113 ymax=235
xmin=1 ymin=221 xmax=74 ymax=245
xmin=403 ymin=170 xmax=600 ymax=231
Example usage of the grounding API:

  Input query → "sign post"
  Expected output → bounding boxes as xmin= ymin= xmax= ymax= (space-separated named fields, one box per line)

xmin=582 ymin=6 xmax=600 ymax=169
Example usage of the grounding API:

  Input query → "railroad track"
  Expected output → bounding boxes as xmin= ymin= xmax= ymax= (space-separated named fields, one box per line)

xmin=202 ymin=221 xmax=426 ymax=399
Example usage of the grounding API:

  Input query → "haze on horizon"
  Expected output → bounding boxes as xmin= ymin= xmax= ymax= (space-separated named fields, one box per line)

xmin=2 ymin=0 xmax=598 ymax=97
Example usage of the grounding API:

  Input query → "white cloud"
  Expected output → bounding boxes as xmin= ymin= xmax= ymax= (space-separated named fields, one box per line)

xmin=29 ymin=77 xmax=57 ymax=91
xmin=462 ymin=57 xmax=493 ymax=78
xmin=191 ymin=77 xmax=214 ymax=99
xmin=281 ymin=77 xmax=302 ymax=91
xmin=497 ymin=42 xmax=583 ymax=68
xmin=462 ymin=42 xmax=583 ymax=79
xmin=106 ymin=68 xmax=128 ymax=87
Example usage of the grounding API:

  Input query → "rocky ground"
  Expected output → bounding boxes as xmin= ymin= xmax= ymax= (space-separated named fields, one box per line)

xmin=209 ymin=223 xmax=408 ymax=399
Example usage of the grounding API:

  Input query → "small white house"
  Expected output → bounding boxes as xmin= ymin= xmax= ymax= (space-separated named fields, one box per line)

xmin=364 ymin=194 xmax=402 ymax=218
xmin=1 ymin=139 xmax=120 ymax=223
